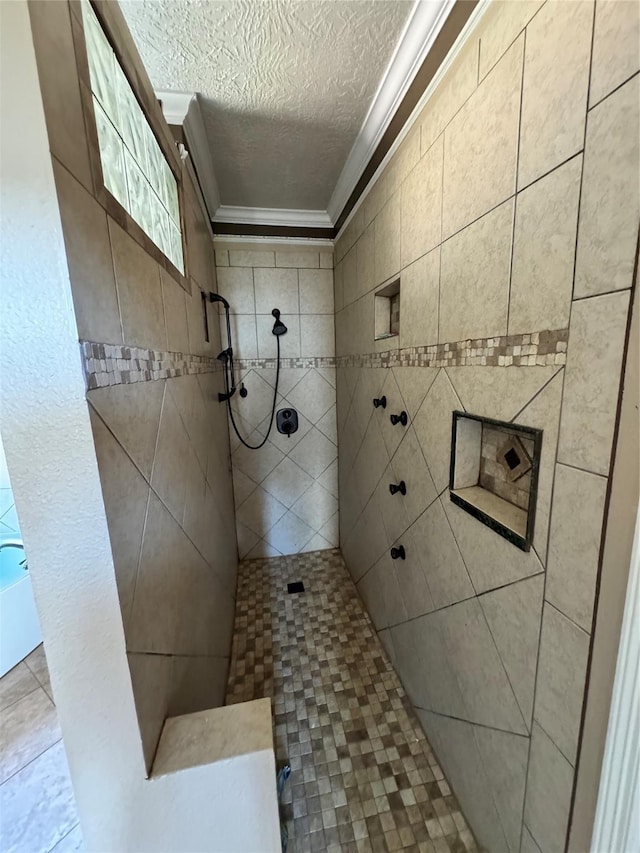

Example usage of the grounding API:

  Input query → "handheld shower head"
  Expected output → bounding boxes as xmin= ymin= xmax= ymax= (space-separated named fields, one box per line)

xmin=272 ymin=308 xmax=288 ymax=336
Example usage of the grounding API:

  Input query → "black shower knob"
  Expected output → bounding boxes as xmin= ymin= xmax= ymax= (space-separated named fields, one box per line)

xmin=390 ymin=545 xmax=406 ymax=560
xmin=389 ymin=481 xmax=406 ymax=496
xmin=390 ymin=411 xmax=408 ymax=427
xmin=373 ymin=396 xmax=387 ymax=409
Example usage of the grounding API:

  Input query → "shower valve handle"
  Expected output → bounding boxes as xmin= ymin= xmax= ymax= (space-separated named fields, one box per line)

xmin=373 ymin=396 xmax=387 ymax=409
xmin=390 ymin=546 xmax=406 ymax=560
xmin=390 ymin=411 xmax=408 ymax=427
xmin=389 ymin=481 xmax=406 ymax=496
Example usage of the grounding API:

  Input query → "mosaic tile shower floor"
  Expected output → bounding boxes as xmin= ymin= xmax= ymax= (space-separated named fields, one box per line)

xmin=225 ymin=549 xmax=479 ymax=853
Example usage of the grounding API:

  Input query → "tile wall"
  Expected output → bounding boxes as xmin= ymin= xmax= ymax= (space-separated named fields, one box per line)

xmin=334 ymin=2 xmax=639 ymax=852
xmin=0 ymin=437 xmax=21 ymax=538
xmin=29 ymin=0 xmax=238 ymax=771
xmin=215 ymin=246 xmax=339 ymax=557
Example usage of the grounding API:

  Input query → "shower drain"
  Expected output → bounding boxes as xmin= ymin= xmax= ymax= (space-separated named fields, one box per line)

xmin=287 ymin=581 xmax=305 ymax=594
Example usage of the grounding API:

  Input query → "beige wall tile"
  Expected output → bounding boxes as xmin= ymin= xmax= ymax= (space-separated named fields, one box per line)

xmin=521 ymin=826 xmax=543 ymax=853
xmin=0 ymin=688 xmax=60 ymax=784
xmin=389 ymin=425 xmax=438 ymax=526
xmin=437 ymin=597 xmax=528 ymax=734
xmin=0 ymin=663 xmax=39 ymax=713
xmin=480 ymin=574 xmax=543 ymax=729
xmin=89 ymin=409 xmax=149 ymax=632
xmin=546 ymin=463 xmax=607 ymax=631
xmin=477 ymin=0 xmax=545 ymax=80
xmin=446 ymin=364 xmax=559 ymax=426
xmin=254 ymin=267 xmax=298 ymax=314
xmin=336 ymin=206 xmax=364 ymax=261
xmin=416 ymin=710 xmax=511 ymax=853
xmin=229 ymin=249 xmax=274 ymax=267
xmin=214 ymin=250 xmax=229 ymax=266
xmin=574 ymin=76 xmax=640 ymax=298
xmin=509 ymin=156 xmax=582 ymax=334
xmin=299 ymin=315 xmax=333 ymax=357
xmin=333 ymin=259 xmax=344 ymax=313
xmin=342 ymin=245 xmax=358 ymax=307
xmin=319 ymin=252 xmax=334 ymax=269
xmin=513 ymin=371 xmax=564 ymax=562
xmin=88 ymin=380 xmax=165 ymax=480
xmin=534 ymin=603 xmax=590 ymax=764
xmin=186 ymin=281 xmax=214 ymax=357
xmin=412 ymin=369 xmax=462 ymax=493
xmin=363 ymin=172 xmax=390 ymax=230
xmin=392 ymin=367 xmax=439 ymax=422
xmin=216 ymin=267 xmax=255 ymax=313
xmin=356 ymin=222 xmax=375 ymax=300
xmin=419 ymin=33 xmax=479 ymax=156
xmin=226 ymin=314 xmax=257 ymax=360
xmin=558 ymin=290 xmax=631 ymax=475
xmin=524 ymin=723 xmax=574 ymax=853
xmin=374 ymin=192 xmax=401 ymax=286
xmin=258 ymin=314 xmax=300 ymax=358
xmin=275 ymin=251 xmax=319 ymax=268
xmin=386 ymin=125 xmax=421 ymax=199
xmin=442 ymin=37 xmax=522 ymax=238
xmin=472 ymin=723 xmax=530 ymax=853
xmin=109 ymin=220 xmax=167 ymax=351
xmin=299 ymin=269 xmax=334 ymax=314
xmin=127 ymin=652 xmax=172 ymax=771
xmin=400 ymin=135 xmax=443 ymax=268
xmin=518 ymin=1 xmax=593 ymax=188
xmin=53 ymin=161 xmax=122 ymax=344
xmin=150 ymin=389 xmax=190 ymax=523
xmin=443 ymin=496 xmax=544 ymax=593
xmin=409 ymin=497 xmax=474 ymax=609
xmin=29 ymin=0 xmax=93 ymax=192
xmin=390 ymin=530 xmax=435 ymax=621
xmin=161 ymin=269 xmax=189 ymax=354
xmin=439 ymin=200 xmax=513 ymax=343
xmin=589 ymin=0 xmax=640 ymax=106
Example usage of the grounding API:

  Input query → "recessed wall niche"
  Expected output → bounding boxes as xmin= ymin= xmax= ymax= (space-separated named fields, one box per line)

xmin=374 ymin=278 xmax=400 ymax=341
xmin=449 ymin=411 xmax=543 ymax=551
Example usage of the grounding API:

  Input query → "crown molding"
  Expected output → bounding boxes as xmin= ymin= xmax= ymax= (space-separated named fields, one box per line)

xmin=213 ymin=235 xmax=334 ymax=248
xmin=327 ymin=0 xmax=457 ymax=224
xmin=156 ymin=90 xmax=193 ymax=125
xmin=213 ymin=206 xmax=332 ymax=228
xmin=335 ymin=0 xmax=490 ymax=240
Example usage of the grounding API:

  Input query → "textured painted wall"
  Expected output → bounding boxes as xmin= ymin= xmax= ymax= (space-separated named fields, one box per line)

xmin=119 ymin=0 xmax=412 ymax=209
xmin=333 ymin=2 xmax=639 ymax=852
xmin=29 ymin=0 xmax=238 ymax=772
xmin=215 ymin=245 xmax=338 ymax=557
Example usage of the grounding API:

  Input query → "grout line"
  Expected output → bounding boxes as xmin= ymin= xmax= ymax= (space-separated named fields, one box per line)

xmin=509 ymin=366 xmax=564 ymax=423
xmin=586 ymin=68 xmax=639 ymax=114
xmin=506 ymin=27 xmax=527 ymax=335
xmin=0 ymin=737 xmax=63 ymax=788
xmin=47 ymin=823 xmax=81 ymax=853
xmin=571 ymin=285 xmax=633 ymax=303
xmin=544 ymin=598 xmax=591 ymax=638
xmin=0 ymin=683 xmax=41 ymax=715
xmin=412 ymin=703 xmax=530 ymax=741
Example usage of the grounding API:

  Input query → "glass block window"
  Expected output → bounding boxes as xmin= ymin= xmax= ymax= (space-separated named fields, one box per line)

xmin=81 ymin=2 xmax=184 ymax=272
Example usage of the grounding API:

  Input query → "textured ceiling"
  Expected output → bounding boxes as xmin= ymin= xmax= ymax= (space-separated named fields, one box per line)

xmin=120 ymin=0 xmax=413 ymax=210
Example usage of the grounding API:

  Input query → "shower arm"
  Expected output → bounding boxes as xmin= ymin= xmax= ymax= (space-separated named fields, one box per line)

xmin=208 ymin=292 xmax=236 ymax=402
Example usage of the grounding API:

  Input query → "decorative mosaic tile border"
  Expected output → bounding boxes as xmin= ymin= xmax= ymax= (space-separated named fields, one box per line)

xmin=337 ymin=329 xmax=569 ymax=369
xmin=80 ymin=341 xmax=221 ymax=389
xmin=235 ymin=356 xmax=337 ymax=370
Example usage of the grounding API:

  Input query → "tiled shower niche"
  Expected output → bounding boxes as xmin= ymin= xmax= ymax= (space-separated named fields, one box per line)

xmin=449 ymin=411 xmax=542 ymax=551
xmin=374 ymin=278 xmax=400 ymax=340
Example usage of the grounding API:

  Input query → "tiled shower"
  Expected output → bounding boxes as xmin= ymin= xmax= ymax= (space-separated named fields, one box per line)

xmin=16 ymin=0 xmax=639 ymax=851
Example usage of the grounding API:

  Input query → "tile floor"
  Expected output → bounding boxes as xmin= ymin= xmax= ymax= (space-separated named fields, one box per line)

xmin=0 ymin=645 xmax=82 ymax=853
xmin=226 ymin=549 xmax=479 ymax=853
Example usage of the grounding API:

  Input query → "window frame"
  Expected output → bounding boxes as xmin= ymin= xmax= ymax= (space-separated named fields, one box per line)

xmin=72 ymin=0 xmax=190 ymax=293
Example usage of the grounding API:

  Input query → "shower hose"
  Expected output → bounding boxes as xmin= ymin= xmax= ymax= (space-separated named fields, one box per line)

xmin=222 ymin=333 xmax=282 ymax=451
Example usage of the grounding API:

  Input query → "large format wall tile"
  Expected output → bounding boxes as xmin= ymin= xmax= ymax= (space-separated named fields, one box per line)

xmin=439 ymin=200 xmax=513 ymax=343
xmin=534 ymin=603 xmax=590 ymax=765
xmin=374 ymin=191 xmax=401 ymax=286
xmin=442 ymin=37 xmax=522 ymax=238
xmin=216 ymin=266 xmax=255 ymax=313
xmin=150 ymin=388 xmax=190 ymax=523
xmin=399 ymin=248 xmax=440 ymax=349
xmin=88 ymin=380 xmax=165 ymax=480
xmin=356 ymin=223 xmax=375 ymax=302
xmin=389 ymin=426 xmax=438 ymax=527
xmin=574 ymin=76 xmax=640 ymax=298
xmin=518 ymin=0 xmax=593 ymax=188
xmin=479 ymin=573 xmax=544 ymax=729
xmin=589 ymin=0 xmax=640 ymax=107
xmin=161 ymin=269 xmax=190 ymax=354
xmin=546 ymin=463 xmax=607 ymax=631
xmin=558 ymin=290 xmax=631 ymax=475
xmin=400 ymin=135 xmax=443 ymax=268
xmin=109 ymin=219 xmax=167 ymax=352
xmin=416 ymin=709 xmax=511 ymax=852
xmin=409 ymin=498 xmax=474 ymax=610
xmin=509 ymin=155 xmax=582 ymax=334
xmin=52 ymin=161 xmax=122 ymax=344
xmin=476 ymin=0 xmax=544 ymax=80
xmin=89 ymin=409 xmax=150 ymax=631
xmin=412 ymin=369 xmax=462 ymax=493
xmin=524 ymin=723 xmax=574 ymax=853
xmin=445 ymin=365 xmax=559 ymax=424
xmin=513 ymin=370 xmax=563 ymax=562
xmin=443 ymin=496 xmax=544 ymax=593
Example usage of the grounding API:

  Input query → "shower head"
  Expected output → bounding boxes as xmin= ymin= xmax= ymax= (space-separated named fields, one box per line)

xmin=272 ymin=308 xmax=288 ymax=336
